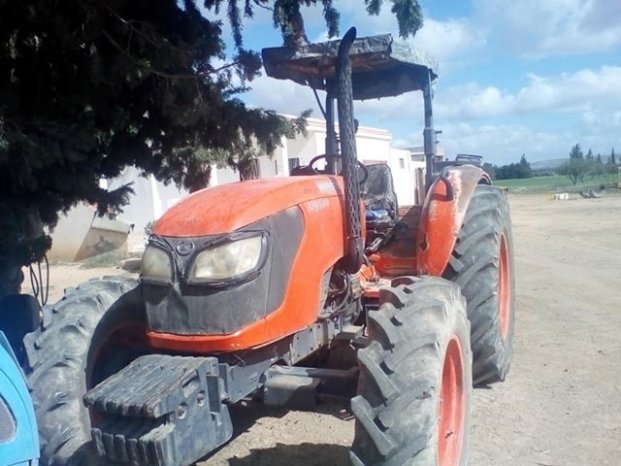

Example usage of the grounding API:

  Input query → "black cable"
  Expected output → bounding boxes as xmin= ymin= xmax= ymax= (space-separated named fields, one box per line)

xmin=29 ymin=263 xmax=40 ymax=302
xmin=28 ymin=255 xmax=49 ymax=307
xmin=42 ymin=255 xmax=49 ymax=306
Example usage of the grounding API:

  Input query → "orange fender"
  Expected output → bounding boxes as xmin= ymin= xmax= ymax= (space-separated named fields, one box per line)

xmin=416 ymin=166 xmax=490 ymax=276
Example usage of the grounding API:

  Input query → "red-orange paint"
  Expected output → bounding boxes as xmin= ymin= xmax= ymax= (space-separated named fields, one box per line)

xmin=416 ymin=166 xmax=489 ymax=276
xmin=438 ymin=334 xmax=466 ymax=466
xmin=148 ymin=177 xmax=350 ymax=353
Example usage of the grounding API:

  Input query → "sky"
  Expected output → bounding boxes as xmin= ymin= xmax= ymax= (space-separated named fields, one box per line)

xmin=207 ymin=0 xmax=621 ymax=165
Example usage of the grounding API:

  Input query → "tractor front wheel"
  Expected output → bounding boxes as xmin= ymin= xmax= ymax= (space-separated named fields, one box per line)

xmin=24 ymin=277 xmax=146 ymax=466
xmin=445 ymin=185 xmax=515 ymax=385
xmin=350 ymin=276 xmax=472 ymax=466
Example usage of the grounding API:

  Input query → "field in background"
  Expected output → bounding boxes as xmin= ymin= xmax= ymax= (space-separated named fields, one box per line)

xmin=495 ymin=174 xmax=619 ymax=192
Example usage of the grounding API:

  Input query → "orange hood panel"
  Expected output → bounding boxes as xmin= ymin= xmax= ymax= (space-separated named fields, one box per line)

xmin=153 ymin=176 xmax=344 ymax=237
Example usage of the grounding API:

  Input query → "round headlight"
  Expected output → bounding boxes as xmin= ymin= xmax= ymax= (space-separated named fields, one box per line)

xmin=141 ymin=245 xmax=173 ymax=282
xmin=189 ymin=235 xmax=263 ymax=282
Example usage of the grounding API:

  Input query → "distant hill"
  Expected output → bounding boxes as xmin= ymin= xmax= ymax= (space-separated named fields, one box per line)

xmin=530 ymin=158 xmax=566 ymax=170
xmin=531 ymin=155 xmax=614 ymax=171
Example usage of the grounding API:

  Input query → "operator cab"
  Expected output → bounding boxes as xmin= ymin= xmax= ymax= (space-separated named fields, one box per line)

xmin=361 ymin=163 xmax=398 ymax=246
xmin=263 ymin=33 xmax=439 ymax=255
xmin=290 ymin=158 xmax=398 ymax=247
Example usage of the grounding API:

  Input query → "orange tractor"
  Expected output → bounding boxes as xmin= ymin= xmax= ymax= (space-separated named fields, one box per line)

xmin=24 ymin=28 xmax=514 ymax=466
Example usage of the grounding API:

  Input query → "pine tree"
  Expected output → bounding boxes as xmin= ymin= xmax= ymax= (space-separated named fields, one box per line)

xmin=559 ymin=144 xmax=589 ymax=185
xmin=0 ymin=0 xmax=424 ymax=292
xmin=569 ymin=144 xmax=584 ymax=159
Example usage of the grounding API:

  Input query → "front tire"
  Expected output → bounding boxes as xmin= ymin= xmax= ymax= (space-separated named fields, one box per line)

xmin=350 ymin=276 xmax=472 ymax=466
xmin=444 ymin=185 xmax=515 ymax=385
xmin=24 ymin=277 xmax=145 ymax=466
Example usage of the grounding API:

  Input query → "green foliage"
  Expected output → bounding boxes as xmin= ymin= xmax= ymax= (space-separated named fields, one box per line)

xmin=569 ymin=143 xmax=584 ymax=159
xmin=482 ymin=162 xmax=496 ymax=180
xmin=0 ymin=0 xmax=424 ymax=268
xmin=558 ymin=144 xmax=608 ymax=185
xmin=213 ymin=0 xmax=421 ymax=48
xmin=495 ymin=174 xmax=613 ymax=193
xmin=493 ymin=154 xmax=533 ymax=180
xmin=559 ymin=158 xmax=589 ymax=185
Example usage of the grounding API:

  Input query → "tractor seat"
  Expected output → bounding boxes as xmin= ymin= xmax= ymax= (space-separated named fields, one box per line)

xmin=361 ymin=164 xmax=398 ymax=240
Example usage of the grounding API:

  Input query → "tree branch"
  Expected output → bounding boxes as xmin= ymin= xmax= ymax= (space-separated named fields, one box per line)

xmin=100 ymin=29 xmax=240 ymax=80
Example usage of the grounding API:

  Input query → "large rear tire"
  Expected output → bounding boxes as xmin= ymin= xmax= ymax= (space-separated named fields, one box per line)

xmin=24 ymin=277 xmax=145 ymax=466
xmin=350 ymin=276 xmax=472 ymax=466
xmin=445 ymin=185 xmax=515 ymax=385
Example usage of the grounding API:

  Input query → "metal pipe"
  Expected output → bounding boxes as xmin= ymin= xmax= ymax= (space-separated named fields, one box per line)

xmin=336 ymin=27 xmax=364 ymax=273
xmin=325 ymin=89 xmax=337 ymax=174
xmin=422 ymin=69 xmax=436 ymax=191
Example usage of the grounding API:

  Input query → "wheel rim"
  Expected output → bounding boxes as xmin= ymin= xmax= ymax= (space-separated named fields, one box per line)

xmin=498 ymin=233 xmax=511 ymax=338
xmin=438 ymin=335 xmax=465 ymax=466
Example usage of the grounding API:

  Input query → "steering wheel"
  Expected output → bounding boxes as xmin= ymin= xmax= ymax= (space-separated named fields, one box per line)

xmin=308 ymin=154 xmax=369 ymax=184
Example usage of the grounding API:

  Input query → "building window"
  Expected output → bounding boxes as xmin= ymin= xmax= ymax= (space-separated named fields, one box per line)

xmin=399 ymin=158 xmax=405 ymax=169
xmin=288 ymin=158 xmax=301 ymax=172
xmin=274 ymin=159 xmax=279 ymax=175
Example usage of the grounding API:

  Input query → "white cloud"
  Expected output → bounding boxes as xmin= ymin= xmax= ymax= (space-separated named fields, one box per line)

xmin=328 ymin=65 xmax=621 ymax=127
xmin=397 ymin=115 xmax=619 ymax=165
xmin=338 ymin=3 xmax=486 ymax=69
xmin=435 ymin=66 xmax=621 ymax=120
xmin=398 ymin=121 xmax=575 ymax=164
xmin=411 ymin=17 xmax=487 ymax=67
xmin=244 ymin=73 xmax=319 ymax=116
xmin=436 ymin=122 xmax=566 ymax=163
xmin=245 ymin=63 xmax=621 ymax=164
xmin=474 ymin=0 xmax=621 ymax=58
xmin=581 ymin=107 xmax=621 ymax=133
xmin=225 ymin=2 xmax=621 ymax=165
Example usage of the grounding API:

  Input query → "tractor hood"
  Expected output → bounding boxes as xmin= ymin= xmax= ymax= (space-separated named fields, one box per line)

xmin=262 ymin=34 xmax=438 ymax=100
xmin=153 ymin=176 xmax=343 ymax=237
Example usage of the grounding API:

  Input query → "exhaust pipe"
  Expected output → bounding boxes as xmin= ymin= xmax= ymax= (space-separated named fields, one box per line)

xmin=336 ymin=27 xmax=364 ymax=274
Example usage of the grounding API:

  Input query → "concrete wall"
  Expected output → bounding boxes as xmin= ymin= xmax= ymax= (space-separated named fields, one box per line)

xmin=48 ymin=203 xmax=131 ymax=262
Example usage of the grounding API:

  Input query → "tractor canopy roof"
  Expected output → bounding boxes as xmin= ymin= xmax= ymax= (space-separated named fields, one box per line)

xmin=262 ymin=34 xmax=438 ymax=100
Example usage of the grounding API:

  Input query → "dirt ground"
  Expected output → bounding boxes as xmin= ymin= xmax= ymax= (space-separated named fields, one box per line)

xmin=28 ymin=193 xmax=621 ymax=465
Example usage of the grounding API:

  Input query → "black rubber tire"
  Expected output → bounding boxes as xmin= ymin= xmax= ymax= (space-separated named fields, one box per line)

xmin=350 ymin=276 xmax=472 ymax=466
xmin=444 ymin=184 xmax=516 ymax=385
xmin=23 ymin=277 xmax=145 ymax=466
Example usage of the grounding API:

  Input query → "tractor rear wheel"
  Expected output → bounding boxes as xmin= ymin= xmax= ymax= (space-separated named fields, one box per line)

xmin=444 ymin=185 xmax=515 ymax=385
xmin=350 ymin=276 xmax=472 ymax=466
xmin=23 ymin=277 xmax=145 ymax=466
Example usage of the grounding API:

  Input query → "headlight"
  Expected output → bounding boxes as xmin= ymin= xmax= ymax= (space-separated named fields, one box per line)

xmin=189 ymin=235 xmax=264 ymax=283
xmin=141 ymin=245 xmax=173 ymax=282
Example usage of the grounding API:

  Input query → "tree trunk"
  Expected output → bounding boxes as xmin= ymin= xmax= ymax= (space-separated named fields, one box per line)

xmin=186 ymin=165 xmax=212 ymax=193
xmin=239 ymin=159 xmax=259 ymax=181
xmin=0 ymin=264 xmax=23 ymax=299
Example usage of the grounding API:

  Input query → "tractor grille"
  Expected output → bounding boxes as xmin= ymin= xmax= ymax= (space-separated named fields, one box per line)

xmin=0 ymin=395 xmax=16 ymax=443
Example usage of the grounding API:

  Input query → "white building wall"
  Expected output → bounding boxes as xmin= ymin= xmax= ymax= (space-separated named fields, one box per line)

xmin=389 ymin=148 xmax=425 ymax=206
xmin=107 ymin=167 xmax=188 ymax=235
xmin=285 ymin=125 xmax=323 ymax=166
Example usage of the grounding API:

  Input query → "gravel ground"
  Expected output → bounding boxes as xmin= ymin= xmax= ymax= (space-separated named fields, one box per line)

xmin=30 ymin=192 xmax=621 ymax=465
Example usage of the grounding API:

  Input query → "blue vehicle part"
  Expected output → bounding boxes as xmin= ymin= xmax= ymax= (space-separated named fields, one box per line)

xmin=0 ymin=295 xmax=41 ymax=367
xmin=0 ymin=331 xmax=39 ymax=466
